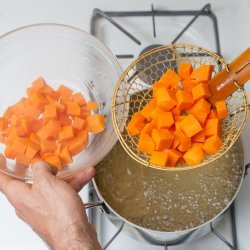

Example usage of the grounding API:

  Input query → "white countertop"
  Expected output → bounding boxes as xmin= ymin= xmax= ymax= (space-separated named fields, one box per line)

xmin=0 ymin=0 xmax=249 ymax=249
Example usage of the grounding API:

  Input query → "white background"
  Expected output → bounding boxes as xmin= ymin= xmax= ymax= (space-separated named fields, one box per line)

xmin=0 ymin=0 xmax=249 ymax=249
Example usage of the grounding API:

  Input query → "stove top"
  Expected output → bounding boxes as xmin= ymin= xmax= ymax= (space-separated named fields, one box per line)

xmin=88 ymin=4 xmax=242 ymax=250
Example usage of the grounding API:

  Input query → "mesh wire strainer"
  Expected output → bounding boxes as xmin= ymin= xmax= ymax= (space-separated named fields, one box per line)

xmin=111 ymin=44 xmax=248 ymax=171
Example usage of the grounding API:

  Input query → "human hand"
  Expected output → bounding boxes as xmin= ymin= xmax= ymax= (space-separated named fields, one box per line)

xmin=0 ymin=161 xmax=101 ymax=250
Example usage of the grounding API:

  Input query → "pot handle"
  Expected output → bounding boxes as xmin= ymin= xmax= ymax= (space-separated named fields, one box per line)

xmin=244 ymin=163 xmax=250 ymax=177
xmin=84 ymin=201 xmax=110 ymax=214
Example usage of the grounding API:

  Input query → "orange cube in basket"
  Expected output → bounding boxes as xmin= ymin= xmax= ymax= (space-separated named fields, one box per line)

xmin=150 ymin=151 xmax=168 ymax=167
xmin=140 ymin=100 xmax=156 ymax=121
xmin=126 ymin=112 xmax=145 ymax=136
xmin=179 ymin=114 xmax=202 ymax=137
xmin=215 ymin=100 xmax=228 ymax=119
xmin=203 ymin=135 xmax=223 ymax=154
xmin=178 ymin=62 xmax=193 ymax=80
xmin=204 ymin=118 xmax=221 ymax=137
xmin=155 ymin=87 xmax=177 ymax=111
xmin=183 ymin=146 xmax=205 ymax=166
xmin=138 ymin=133 xmax=155 ymax=154
xmin=190 ymin=65 xmax=214 ymax=82
xmin=151 ymin=128 xmax=174 ymax=151
xmin=191 ymin=82 xmax=211 ymax=101
xmin=176 ymin=89 xmax=194 ymax=110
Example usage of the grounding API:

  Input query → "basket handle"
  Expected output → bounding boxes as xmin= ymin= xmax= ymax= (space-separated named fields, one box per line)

xmin=208 ymin=48 xmax=250 ymax=104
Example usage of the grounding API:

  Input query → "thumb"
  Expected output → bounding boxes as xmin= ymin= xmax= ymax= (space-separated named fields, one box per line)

xmin=31 ymin=161 xmax=58 ymax=182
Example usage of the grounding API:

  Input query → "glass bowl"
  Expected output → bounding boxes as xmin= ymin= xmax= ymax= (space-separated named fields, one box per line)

xmin=0 ymin=23 xmax=122 ymax=181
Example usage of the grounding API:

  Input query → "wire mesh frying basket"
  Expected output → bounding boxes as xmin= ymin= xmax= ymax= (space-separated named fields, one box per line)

xmin=111 ymin=44 xmax=248 ymax=171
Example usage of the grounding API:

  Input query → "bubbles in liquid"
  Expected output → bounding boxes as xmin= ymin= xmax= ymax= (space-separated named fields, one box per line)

xmin=95 ymin=139 xmax=244 ymax=232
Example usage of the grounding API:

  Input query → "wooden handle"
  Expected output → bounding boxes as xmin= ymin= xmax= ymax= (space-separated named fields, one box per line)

xmin=208 ymin=48 xmax=250 ymax=104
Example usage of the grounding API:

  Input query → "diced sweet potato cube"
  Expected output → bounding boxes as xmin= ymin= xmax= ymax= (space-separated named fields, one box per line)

xmin=32 ymin=77 xmax=46 ymax=90
xmin=11 ymin=137 xmax=28 ymax=155
xmin=192 ymin=82 xmax=211 ymax=101
xmin=59 ymin=147 xmax=73 ymax=164
xmin=215 ymin=100 xmax=228 ymax=119
xmin=57 ymin=84 xmax=73 ymax=97
xmin=203 ymin=135 xmax=223 ymax=154
xmin=67 ymin=101 xmax=81 ymax=116
xmin=178 ymin=136 xmax=191 ymax=152
xmin=87 ymin=114 xmax=105 ymax=133
xmin=126 ymin=113 xmax=145 ymax=136
xmin=154 ymin=109 xmax=174 ymax=129
xmin=150 ymin=151 xmax=168 ymax=167
xmin=178 ymin=62 xmax=193 ymax=80
xmin=42 ymin=153 xmax=62 ymax=170
xmin=16 ymin=154 xmax=31 ymax=167
xmin=0 ymin=117 xmax=8 ymax=132
xmin=44 ymin=104 xmax=57 ymax=120
xmin=26 ymin=140 xmax=40 ymax=160
xmin=167 ymin=149 xmax=182 ymax=166
xmin=138 ymin=133 xmax=155 ymax=154
xmin=85 ymin=100 xmax=99 ymax=111
xmin=176 ymin=89 xmax=194 ymax=110
xmin=140 ymin=100 xmax=156 ymax=121
xmin=159 ymin=68 xmax=180 ymax=90
xmin=72 ymin=117 xmax=87 ymax=131
xmin=192 ymin=129 xmax=206 ymax=143
xmin=4 ymin=146 xmax=17 ymax=159
xmin=141 ymin=123 xmax=153 ymax=136
xmin=190 ymin=65 xmax=214 ymax=82
xmin=155 ymin=87 xmax=177 ymax=111
xmin=181 ymin=79 xmax=198 ymax=92
xmin=204 ymin=118 xmax=221 ymax=137
xmin=72 ymin=92 xmax=87 ymax=107
xmin=59 ymin=126 xmax=74 ymax=141
xmin=40 ymin=140 xmax=57 ymax=154
xmin=208 ymin=109 xmax=218 ymax=119
xmin=183 ymin=146 xmax=205 ymax=166
xmin=180 ymin=114 xmax=202 ymax=137
xmin=151 ymin=128 xmax=174 ymax=150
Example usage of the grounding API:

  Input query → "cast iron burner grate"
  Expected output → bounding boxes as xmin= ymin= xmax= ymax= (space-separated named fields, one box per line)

xmin=89 ymin=3 xmax=242 ymax=250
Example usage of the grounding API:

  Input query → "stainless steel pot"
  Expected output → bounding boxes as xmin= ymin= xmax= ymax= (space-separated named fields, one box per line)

xmin=89 ymin=138 xmax=248 ymax=246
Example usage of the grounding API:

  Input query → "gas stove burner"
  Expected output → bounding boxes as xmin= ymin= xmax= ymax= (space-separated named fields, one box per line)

xmin=139 ymin=44 xmax=163 ymax=56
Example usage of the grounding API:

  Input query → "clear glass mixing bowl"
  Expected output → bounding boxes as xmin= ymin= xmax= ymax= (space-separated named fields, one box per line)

xmin=0 ymin=23 xmax=122 ymax=181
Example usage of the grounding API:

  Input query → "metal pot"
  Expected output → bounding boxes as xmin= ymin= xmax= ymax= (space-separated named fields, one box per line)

xmin=89 ymin=138 xmax=248 ymax=246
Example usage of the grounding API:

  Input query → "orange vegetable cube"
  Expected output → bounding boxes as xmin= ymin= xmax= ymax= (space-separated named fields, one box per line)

xmin=192 ymin=142 xmax=204 ymax=149
xmin=59 ymin=94 xmax=71 ymax=106
xmin=43 ymin=104 xmax=57 ymax=120
xmin=85 ymin=100 xmax=99 ymax=111
xmin=42 ymin=153 xmax=62 ymax=170
xmin=155 ymin=87 xmax=177 ymax=111
xmin=203 ymin=135 xmax=223 ymax=154
xmin=150 ymin=151 xmax=168 ymax=167
xmin=215 ymin=100 xmax=228 ymax=119
xmin=57 ymin=84 xmax=73 ymax=97
xmin=192 ymin=82 xmax=211 ymax=101
xmin=26 ymin=140 xmax=40 ymax=160
xmin=140 ymin=100 xmax=156 ymax=121
xmin=138 ymin=133 xmax=155 ymax=154
xmin=190 ymin=65 xmax=214 ymax=82
xmin=67 ymin=101 xmax=81 ymax=116
xmin=4 ymin=146 xmax=17 ymax=159
xmin=188 ymin=98 xmax=211 ymax=125
xmin=180 ymin=114 xmax=202 ymax=137
xmin=69 ymin=132 xmax=88 ymax=156
xmin=176 ymin=89 xmax=194 ymax=110
xmin=32 ymin=77 xmax=46 ymax=90
xmin=72 ymin=92 xmax=87 ymax=107
xmin=157 ymin=111 xmax=174 ymax=129
xmin=16 ymin=154 xmax=31 ymax=167
xmin=167 ymin=149 xmax=182 ymax=166
xmin=159 ymin=68 xmax=180 ymax=90
xmin=151 ymin=128 xmax=174 ymax=150
xmin=59 ymin=126 xmax=74 ymax=141
xmin=29 ymin=133 xmax=41 ymax=145
xmin=208 ymin=109 xmax=218 ymax=119
xmin=11 ymin=137 xmax=28 ymax=155
xmin=181 ymin=79 xmax=198 ymax=92
xmin=59 ymin=115 xmax=72 ymax=126
xmin=178 ymin=62 xmax=193 ymax=80
xmin=3 ymin=107 xmax=14 ymax=119
xmin=126 ymin=113 xmax=145 ymax=136
xmin=153 ymin=81 xmax=169 ymax=94
xmin=59 ymin=147 xmax=73 ymax=164
xmin=0 ymin=117 xmax=7 ymax=132
xmin=72 ymin=117 xmax=87 ymax=131
xmin=183 ymin=146 xmax=205 ymax=166
xmin=87 ymin=114 xmax=105 ymax=133
xmin=29 ymin=92 xmax=48 ymax=109
xmin=178 ymin=136 xmax=191 ymax=152
xmin=192 ymin=129 xmax=206 ymax=143
xmin=141 ymin=123 xmax=153 ymax=136
xmin=171 ymin=107 xmax=181 ymax=116
xmin=204 ymin=118 xmax=221 ymax=137
xmin=40 ymin=140 xmax=57 ymax=154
